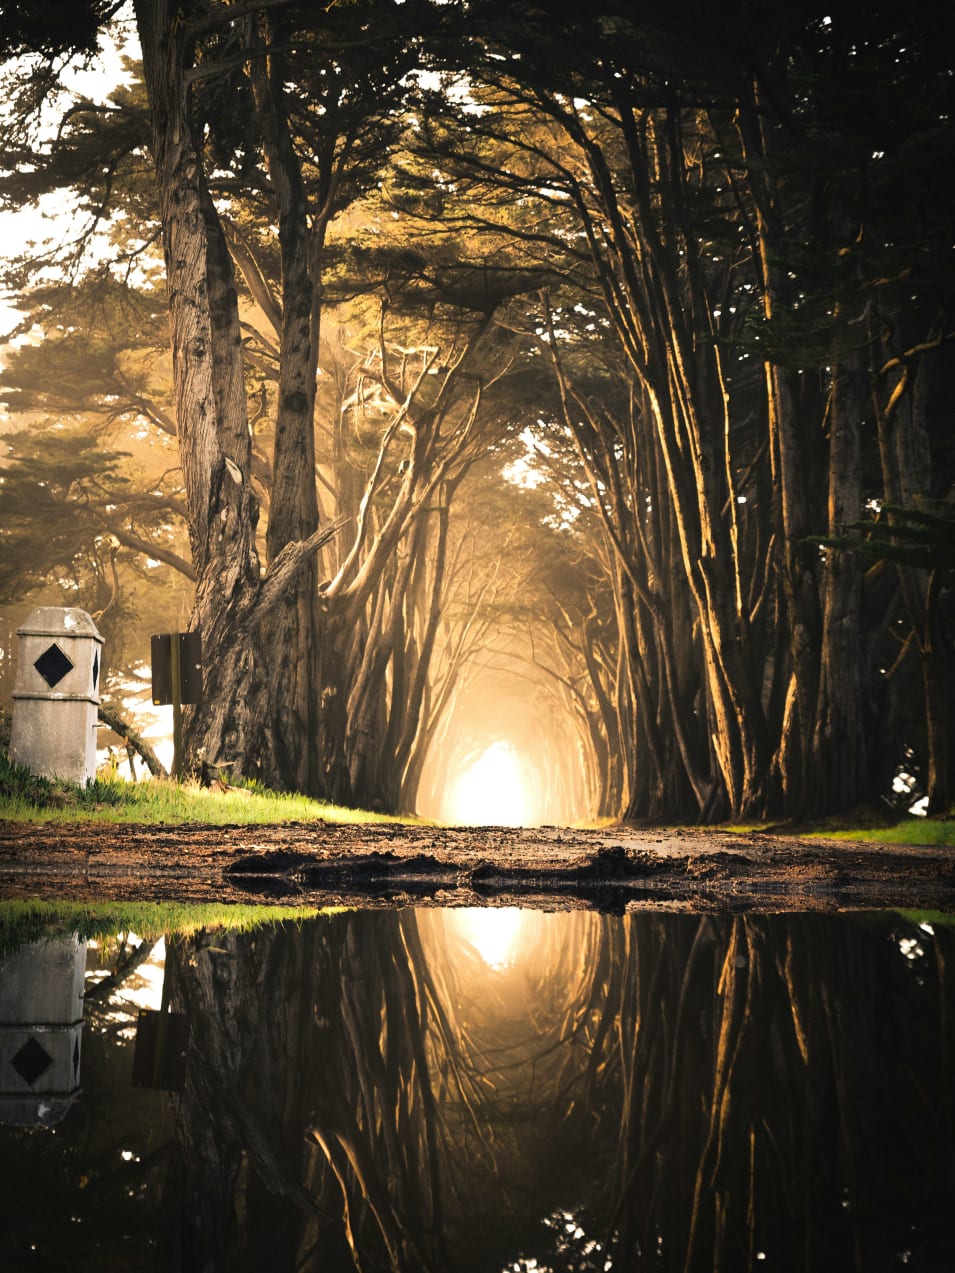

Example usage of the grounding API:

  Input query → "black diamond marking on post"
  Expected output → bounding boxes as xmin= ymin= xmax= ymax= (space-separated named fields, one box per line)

xmin=92 ymin=650 xmax=99 ymax=690
xmin=12 ymin=1036 xmax=54 ymax=1086
xmin=73 ymin=1036 xmax=80 ymax=1079
xmin=34 ymin=643 xmax=74 ymax=688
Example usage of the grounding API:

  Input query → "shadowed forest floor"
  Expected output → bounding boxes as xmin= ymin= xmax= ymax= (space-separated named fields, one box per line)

xmin=0 ymin=820 xmax=952 ymax=914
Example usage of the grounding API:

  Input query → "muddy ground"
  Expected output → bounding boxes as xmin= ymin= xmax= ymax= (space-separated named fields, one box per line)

xmin=0 ymin=819 xmax=952 ymax=913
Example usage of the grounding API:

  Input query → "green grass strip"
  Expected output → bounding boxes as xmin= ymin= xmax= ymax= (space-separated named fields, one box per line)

xmin=720 ymin=813 xmax=955 ymax=847
xmin=815 ymin=818 xmax=955 ymax=847
xmin=896 ymin=909 xmax=955 ymax=929
xmin=0 ymin=750 xmax=418 ymax=826
xmin=0 ymin=898 xmax=339 ymax=953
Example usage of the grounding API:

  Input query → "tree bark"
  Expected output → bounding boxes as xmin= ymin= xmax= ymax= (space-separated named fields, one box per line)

xmin=134 ymin=0 xmax=343 ymax=787
xmin=811 ymin=345 xmax=868 ymax=812
xmin=135 ymin=0 xmax=267 ymax=777
xmin=249 ymin=16 xmax=324 ymax=794
xmin=734 ymin=88 xmax=823 ymax=817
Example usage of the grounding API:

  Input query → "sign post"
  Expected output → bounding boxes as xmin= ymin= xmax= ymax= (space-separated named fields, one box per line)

xmin=169 ymin=632 xmax=183 ymax=782
xmin=150 ymin=632 xmax=202 ymax=779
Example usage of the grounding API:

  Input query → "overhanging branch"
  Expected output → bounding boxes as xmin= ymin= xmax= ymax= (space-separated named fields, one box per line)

xmin=255 ymin=516 xmax=349 ymax=616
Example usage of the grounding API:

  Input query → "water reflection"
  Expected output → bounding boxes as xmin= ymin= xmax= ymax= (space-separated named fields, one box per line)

xmin=0 ymin=935 xmax=85 ymax=1127
xmin=0 ymin=910 xmax=953 ymax=1271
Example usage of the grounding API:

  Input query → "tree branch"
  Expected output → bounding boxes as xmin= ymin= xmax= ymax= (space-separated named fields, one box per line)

xmin=83 ymin=934 xmax=160 ymax=1005
xmin=256 ymin=516 xmax=349 ymax=616
xmin=97 ymin=702 xmax=167 ymax=778
xmin=107 ymin=527 xmax=198 ymax=581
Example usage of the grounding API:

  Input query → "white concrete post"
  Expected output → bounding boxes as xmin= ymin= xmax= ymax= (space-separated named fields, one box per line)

xmin=9 ymin=607 xmax=104 ymax=784
xmin=0 ymin=934 xmax=86 ymax=1127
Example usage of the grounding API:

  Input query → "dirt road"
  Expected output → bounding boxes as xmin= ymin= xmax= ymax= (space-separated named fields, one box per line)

xmin=1 ymin=819 xmax=952 ymax=913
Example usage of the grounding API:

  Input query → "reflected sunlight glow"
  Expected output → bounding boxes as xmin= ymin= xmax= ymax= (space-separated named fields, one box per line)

xmin=452 ymin=908 xmax=525 ymax=969
xmin=447 ymin=741 xmax=527 ymax=826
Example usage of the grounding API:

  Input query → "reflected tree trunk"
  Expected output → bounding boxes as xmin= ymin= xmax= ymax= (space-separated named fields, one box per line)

xmin=153 ymin=907 xmax=954 ymax=1272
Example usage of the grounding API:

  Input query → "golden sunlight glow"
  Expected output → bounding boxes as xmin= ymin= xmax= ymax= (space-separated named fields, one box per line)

xmin=446 ymin=741 xmax=527 ymax=826
xmin=450 ymin=908 xmax=525 ymax=969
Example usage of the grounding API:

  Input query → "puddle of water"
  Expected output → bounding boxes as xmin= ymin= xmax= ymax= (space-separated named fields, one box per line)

xmin=0 ymin=909 xmax=953 ymax=1270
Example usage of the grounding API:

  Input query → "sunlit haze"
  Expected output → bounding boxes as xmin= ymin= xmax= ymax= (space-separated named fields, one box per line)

xmin=447 ymin=908 xmax=526 ymax=969
xmin=445 ymin=741 xmax=526 ymax=826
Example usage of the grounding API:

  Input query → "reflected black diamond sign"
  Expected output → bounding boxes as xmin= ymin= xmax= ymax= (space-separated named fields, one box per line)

xmin=12 ymin=1036 xmax=54 ymax=1086
xmin=92 ymin=650 xmax=99 ymax=690
xmin=34 ymin=643 xmax=74 ymax=688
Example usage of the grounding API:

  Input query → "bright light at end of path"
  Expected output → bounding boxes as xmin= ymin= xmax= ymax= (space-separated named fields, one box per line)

xmin=447 ymin=742 xmax=527 ymax=826
xmin=451 ymin=909 xmax=525 ymax=969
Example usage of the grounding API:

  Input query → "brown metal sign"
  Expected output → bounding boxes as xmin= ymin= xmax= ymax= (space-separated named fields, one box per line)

xmin=150 ymin=632 xmax=203 ymax=705
xmin=131 ymin=1009 xmax=190 ymax=1092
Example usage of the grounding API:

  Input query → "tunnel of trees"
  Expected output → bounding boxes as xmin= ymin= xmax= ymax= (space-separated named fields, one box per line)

xmin=0 ymin=0 xmax=952 ymax=822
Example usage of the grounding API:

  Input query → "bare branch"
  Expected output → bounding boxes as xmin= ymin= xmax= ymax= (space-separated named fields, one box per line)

xmin=256 ymin=516 xmax=349 ymax=615
xmin=97 ymin=702 xmax=167 ymax=778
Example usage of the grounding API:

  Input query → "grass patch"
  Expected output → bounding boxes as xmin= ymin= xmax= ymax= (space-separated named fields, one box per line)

xmin=0 ymin=898 xmax=338 ymax=954
xmin=716 ymin=804 xmax=954 ymax=848
xmin=897 ymin=910 xmax=955 ymax=929
xmin=0 ymin=750 xmax=418 ymax=827
xmin=818 ymin=818 xmax=955 ymax=847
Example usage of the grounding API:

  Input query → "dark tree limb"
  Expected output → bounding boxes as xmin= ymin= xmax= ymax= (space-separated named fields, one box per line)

xmin=84 ymin=935 xmax=159 ymax=1005
xmin=98 ymin=701 xmax=168 ymax=778
xmin=256 ymin=516 xmax=349 ymax=616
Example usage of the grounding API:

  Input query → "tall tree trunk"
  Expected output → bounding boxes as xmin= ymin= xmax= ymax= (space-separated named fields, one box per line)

xmin=135 ymin=0 xmax=266 ymax=774
xmin=812 ymin=345 xmax=868 ymax=811
xmin=735 ymin=90 xmax=822 ymax=816
xmin=135 ymin=0 xmax=341 ymax=783
xmin=876 ymin=342 xmax=953 ymax=813
xmin=247 ymin=19 xmax=325 ymax=794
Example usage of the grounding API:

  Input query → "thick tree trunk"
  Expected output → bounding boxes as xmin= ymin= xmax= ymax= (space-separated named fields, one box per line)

xmin=251 ymin=20 xmax=324 ymax=794
xmin=387 ymin=502 xmax=452 ymax=810
xmin=135 ymin=0 xmax=345 ymax=786
xmin=877 ymin=344 xmax=953 ymax=814
xmin=922 ymin=573 xmax=952 ymax=814
xmin=135 ymin=0 xmax=267 ymax=776
xmin=737 ymin=87 xmax=823 ymax=816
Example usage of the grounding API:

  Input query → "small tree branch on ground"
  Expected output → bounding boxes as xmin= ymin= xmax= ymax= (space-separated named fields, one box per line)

xmin=83 ymin=935 xmax=159 ymax=1006
xmin=98 ymin=702 xmax=167 ymax=778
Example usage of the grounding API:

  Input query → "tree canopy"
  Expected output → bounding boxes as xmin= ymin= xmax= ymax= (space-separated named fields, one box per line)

xmin=1 ymin=0 xmax=952 ymax=818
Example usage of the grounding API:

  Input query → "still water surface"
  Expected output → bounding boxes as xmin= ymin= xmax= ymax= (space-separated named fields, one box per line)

xmin=0 ymin=908 xmax=953 ymax=1272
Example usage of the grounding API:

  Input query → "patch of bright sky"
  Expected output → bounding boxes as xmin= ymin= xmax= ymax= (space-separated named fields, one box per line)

xmin=86 ymin=933 xmax=166 ymax=1025
xmin=503 ymin=424 xmax=582 ymax=528
xmin=408 ymin=64 xmax=490 ymax=116
xmin=502 ymin=425 xmax=549 ymax=490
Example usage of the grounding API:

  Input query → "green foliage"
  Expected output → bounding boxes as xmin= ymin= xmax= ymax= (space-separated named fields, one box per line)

xmin=0 ymin=282 xmax=170 ymax=419
xmin=821 ymin=818 xmax=955 ymax=847
xmin=0 ymin=750 xmax=130 ymax=809
xmin=0 ymin=0 xmax=113 ymax=58
xmin=812 ymin=500 xmax=955 ymax=574
xmin=0 ymin=424 xmax=131 ymax=599
xmin=898 ymin=909 xmax=955 ymax=929
xmin=0 ymin=750 xmax=57 ymax=806
xmin=0 ymin=280 xmax=189 ymax=666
